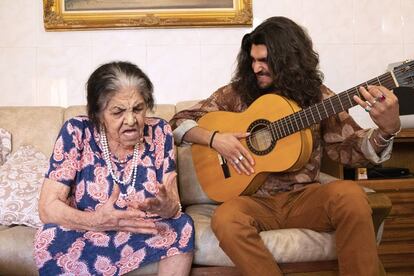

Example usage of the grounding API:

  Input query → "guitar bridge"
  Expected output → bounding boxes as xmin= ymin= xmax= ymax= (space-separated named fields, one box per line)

xmin=218 ymin=154 xmax=231 ymax=178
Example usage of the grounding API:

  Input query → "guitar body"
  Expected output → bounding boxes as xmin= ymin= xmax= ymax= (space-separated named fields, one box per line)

xmin=191 ymin=94 xmax=313 ymax=202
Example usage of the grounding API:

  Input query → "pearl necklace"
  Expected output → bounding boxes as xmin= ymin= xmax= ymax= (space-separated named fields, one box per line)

xmin=100 ymin=126 xmax=139 ymax=187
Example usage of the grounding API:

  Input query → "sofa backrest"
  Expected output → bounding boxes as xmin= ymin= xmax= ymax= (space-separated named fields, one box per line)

xmin=0 ymin=107 xmax=65 ymax=156
xmin=0 ymin=103 xmax=212 ymax=205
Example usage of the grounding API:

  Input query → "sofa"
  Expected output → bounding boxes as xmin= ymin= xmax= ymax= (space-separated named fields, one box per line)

xmin=0 ymin=103 xmax=392 ymax=276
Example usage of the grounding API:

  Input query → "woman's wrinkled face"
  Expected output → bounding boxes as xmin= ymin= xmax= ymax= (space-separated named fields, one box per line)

xmin=101 ymin=88 xmax=147 ymax=149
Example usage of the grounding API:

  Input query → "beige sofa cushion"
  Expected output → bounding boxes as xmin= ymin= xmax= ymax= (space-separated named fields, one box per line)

xmin=0 ymin=128 xmax=11 ymax=165
xmin=0 ymin=107 xmax=64 ymax=157
xmin=0 ymin=226 xmax=38 ymax=275
xmin=186 ymin=204 xmax=336 ymax=266
xmin=0 ymin=145 xmax=48 ymax=227
xmin=177 ymin=146 xmax=215 ymax=206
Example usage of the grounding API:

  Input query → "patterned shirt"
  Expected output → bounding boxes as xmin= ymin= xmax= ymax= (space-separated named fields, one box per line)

xmin=170 ymin=84 xmax=393 ymax=196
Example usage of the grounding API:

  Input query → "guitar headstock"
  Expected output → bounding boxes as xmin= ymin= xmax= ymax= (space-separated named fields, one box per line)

xmin=390 ymin=60 xmax=414 ymax=88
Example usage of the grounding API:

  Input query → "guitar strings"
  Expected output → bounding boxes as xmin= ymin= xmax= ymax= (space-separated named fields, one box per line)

xmin=248 ymin=63 xmax=413 ymax=143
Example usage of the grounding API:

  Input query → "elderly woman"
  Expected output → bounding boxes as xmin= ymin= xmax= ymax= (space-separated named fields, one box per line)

xmin=34 ymin=61 xmax=194 ymax=275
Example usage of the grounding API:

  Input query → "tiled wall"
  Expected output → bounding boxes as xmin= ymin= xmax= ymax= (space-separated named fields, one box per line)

xmin=0 ymin=0 xmax=413 ymax=127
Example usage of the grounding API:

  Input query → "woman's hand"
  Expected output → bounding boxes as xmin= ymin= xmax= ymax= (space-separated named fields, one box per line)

xmin=137 ymin=172 xmax=181 ymax=219
xmin=212 ymin=132 xmax=255 ymax=175
xmin=93 ymin=184 xmax=158 ymax=234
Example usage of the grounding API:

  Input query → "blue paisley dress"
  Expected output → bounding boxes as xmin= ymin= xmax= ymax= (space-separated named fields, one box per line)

xmin=33 ymin=116 xmax=194 ymax=275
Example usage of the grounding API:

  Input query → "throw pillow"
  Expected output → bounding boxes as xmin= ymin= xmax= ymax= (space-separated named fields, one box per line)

xmin=0 ymin=128 xmax=12 ymax=166
xmin=0 ymin=145 xmax=48 ymax=227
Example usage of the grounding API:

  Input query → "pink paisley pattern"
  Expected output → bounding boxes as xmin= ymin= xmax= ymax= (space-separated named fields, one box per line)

xmin=95 ymin=256 xmax=117 ymax=276
xmin=75 ymin=180 xmax=86 ymax=203
xmin=154 ymin=126 xmax=165 ymax=169
xmin=70 ymin=124 xmax=84 ymax=151
xmin=166 ymin=247 xmax=180 ymax=257
xmin=53 ymin=137 xmax=64 ymax=162
xmin=179 ymin=222 xmax=193 ymax=248
xmin=56 ymin=239 xmax=91 ymax=275
xmin=114 ymin=232 xmax=131 ymax=248
xmin=145 ymin=222 xmax=177 ymax=249
xmin=87 ymin=180 xmax=109 ymax=203
xmin=117 ymin=246 xmax=146 ymax=275
xmin=139 ymin=155 xmax=153 ymax=167
xmin=34 ymin=228 xmax=56 ymax=267
xmin=81 ymin=142 xmax=96 ymax=168
xmin=34 ymin=117 xmax=194 ymax=275
xmin=84 ymin=231 xmax=111 ymax=247
xmin=143 ymin=170 xmax=157 ymax=194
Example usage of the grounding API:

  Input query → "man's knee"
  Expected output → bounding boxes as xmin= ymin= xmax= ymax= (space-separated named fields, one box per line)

xmin=328 ymin=180 xmax=372 ymax=218
xmin=211 ymin=197 xmax=251 ymax=236
xmin=211 ymin=201 xmax=235 ymax=234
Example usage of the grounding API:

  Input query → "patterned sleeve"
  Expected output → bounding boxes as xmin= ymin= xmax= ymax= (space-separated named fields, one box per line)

xmin=320 ymin=86 xmax=387 ymax=167
xmin=45 ymin=118 xmax=84 ymax=186
xmin=169 ymin=84 xmax=241 ymax=144
xmin=162 ymin=120 xmax=176 ymax=175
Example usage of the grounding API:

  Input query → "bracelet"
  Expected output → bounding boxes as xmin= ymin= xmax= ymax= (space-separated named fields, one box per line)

xmin=377 ymin=126 xmax=401 ymax=142
xmin=209 ymin=130 xmax=219 ymax=148
xmin=372 ymin=136 xmax=389 ymax=147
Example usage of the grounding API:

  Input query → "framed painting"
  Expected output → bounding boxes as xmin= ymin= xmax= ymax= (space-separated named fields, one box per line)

xmin=43 ymin=0 xmax=252 ymax=31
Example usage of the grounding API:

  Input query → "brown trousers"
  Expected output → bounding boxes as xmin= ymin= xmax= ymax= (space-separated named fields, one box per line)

xmin=211 ymin=180 xmax=379 ymax=276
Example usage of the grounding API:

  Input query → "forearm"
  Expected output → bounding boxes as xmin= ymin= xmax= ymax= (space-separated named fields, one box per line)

xmin=38 ymin=178 xmax=98 ymax=231
xmin=39 ymin=197 xmax=97 ymax=231
xmin=182 ymin=126 xmax=213 ymax=146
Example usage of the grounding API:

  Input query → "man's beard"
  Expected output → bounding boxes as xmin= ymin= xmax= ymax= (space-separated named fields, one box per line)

xmin=258 ymin=85 xmax=277 ymax=95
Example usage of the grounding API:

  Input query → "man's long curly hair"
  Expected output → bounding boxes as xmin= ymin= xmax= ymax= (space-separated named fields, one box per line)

xmin=232 ymin=16 xmax=324 ymax=108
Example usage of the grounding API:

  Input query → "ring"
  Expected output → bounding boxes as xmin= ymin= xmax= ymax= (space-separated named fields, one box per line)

xmin=378 ymin=94 xmax=386 ymax=102
xmin=365 ymin=100 xmax=372 ymax=107
xmin=238 ymin=155 xmax=244 ymax=161
xmin=371 ymin=98 xmax=377 ymax=105
xmin=365 ymin=105 xmax=372 ymax=112
xmin=234 ymin=159 xmax=240 ymax=164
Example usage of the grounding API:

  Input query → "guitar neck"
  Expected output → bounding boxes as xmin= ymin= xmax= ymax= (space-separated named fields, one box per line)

xmin=270 ymin=71 xmax=397 ymax=140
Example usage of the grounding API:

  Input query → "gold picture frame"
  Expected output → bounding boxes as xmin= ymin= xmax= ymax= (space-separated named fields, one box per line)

xmin=43 ymin=0 xmax=252 ymax=31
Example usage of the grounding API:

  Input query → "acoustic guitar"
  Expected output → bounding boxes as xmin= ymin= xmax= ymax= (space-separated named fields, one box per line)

xmin=191 ymin=60 xmax=414 ymax=202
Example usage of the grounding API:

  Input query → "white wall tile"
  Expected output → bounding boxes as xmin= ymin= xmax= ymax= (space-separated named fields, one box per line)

xmin=0 ymin=0 xmax=411 ymax=118
xmin=92 ymin=44 xmax=147 ymax=70
xmin=146 ymin=29 xmax=201 ymax=46
xmin=303 ymin=0 xmax=354 ymax=44
xmin=0 ymin=47 xmax=37 ymax=105
xmin=199 ymin=28 xmax=248 ymax=45
xmin=354 ymin=0 xmax=403 ymax=44
xmin=0 ymin=0 xmax=37 ymax=47
xmin=91 ymin=30 xmax=148 ymax=47
xmin=36 ymin=47 xmax=92 ymax=106
xmin=316 ymin=44 xmax=356 ymax=92
xmin=200 ymin=44 xmax=239 ymax=98
xmin=405 ymin=44 xmax=414 ymax=59
xmin=146 ymin=45 xmax=201 ymax=104
xmin=402 ymin=0 xmax=414 ymax=44
xmin=354 ymin=44 xmax=405 ymax=84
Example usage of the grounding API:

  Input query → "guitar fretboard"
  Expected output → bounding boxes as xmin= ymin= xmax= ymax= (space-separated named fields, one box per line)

xmin=267 ymin=72 xmax=397 ymax=141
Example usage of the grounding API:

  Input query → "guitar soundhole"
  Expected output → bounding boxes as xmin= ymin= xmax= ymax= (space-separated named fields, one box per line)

xmin=247 ymin=119 xmax=276 ymax=155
